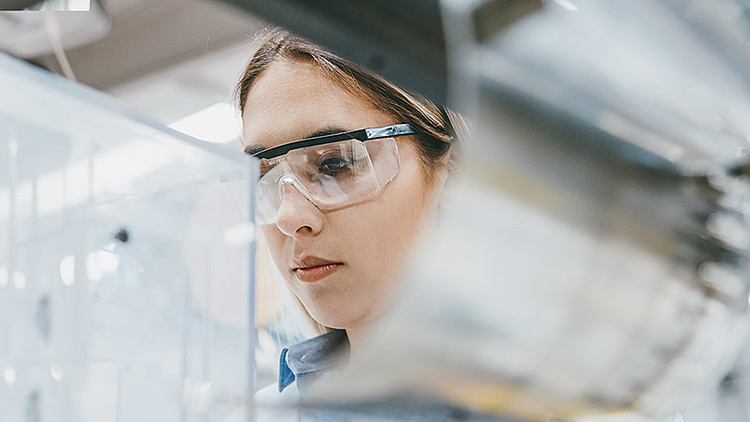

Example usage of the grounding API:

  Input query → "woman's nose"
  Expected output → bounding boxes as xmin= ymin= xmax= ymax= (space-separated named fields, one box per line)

xmin=274 ymin=180 xmax=325 ymax=237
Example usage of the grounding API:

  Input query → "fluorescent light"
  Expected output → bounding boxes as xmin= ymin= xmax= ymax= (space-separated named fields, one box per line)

xmin=13 ymin=271 xmax=26 ymax=290
xmin=3 ymin=367 xmax=16 ymax=385
xmin=553 ymin=0 xmax=579 ymax=11
xmin=168 ymin=102 xmax=240 ymax=144
xmin=50 ymin=363 xmax=65 ymax=381
xmin=87 ymin=249 xmax=120 ymax=281
xmin=60 ymin=255 xmax=75 ymax=286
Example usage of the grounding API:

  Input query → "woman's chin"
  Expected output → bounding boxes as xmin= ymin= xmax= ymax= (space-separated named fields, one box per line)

xmin=308 ymin=308 xmax=367 ymax=331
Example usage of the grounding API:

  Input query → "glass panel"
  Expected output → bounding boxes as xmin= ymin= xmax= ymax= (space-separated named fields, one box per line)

xmin=0 ymin=53 xmax=255 ymax=422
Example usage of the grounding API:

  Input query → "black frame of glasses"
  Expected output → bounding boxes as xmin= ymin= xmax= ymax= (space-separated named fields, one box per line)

xmin=250 ymin=124 xmax=416 ymax=160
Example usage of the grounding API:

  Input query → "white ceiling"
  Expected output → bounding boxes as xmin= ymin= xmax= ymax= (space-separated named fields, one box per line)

xmin=28 ymin=0 xmax=263 ymax=91
xmin=1 ymin=0 xmax=265 ymax=147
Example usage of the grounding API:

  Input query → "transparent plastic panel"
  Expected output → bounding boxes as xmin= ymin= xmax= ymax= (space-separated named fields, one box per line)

xmin=0 ymin=53 xmax=255 ymax=422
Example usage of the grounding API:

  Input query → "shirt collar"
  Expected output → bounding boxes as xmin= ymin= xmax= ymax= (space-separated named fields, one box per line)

xmin=278 ymin=329 xmax=349 ymax=394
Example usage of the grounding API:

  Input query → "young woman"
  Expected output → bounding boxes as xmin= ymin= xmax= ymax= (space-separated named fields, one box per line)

xmin=236 ymin=29 xmax=458 ymax=399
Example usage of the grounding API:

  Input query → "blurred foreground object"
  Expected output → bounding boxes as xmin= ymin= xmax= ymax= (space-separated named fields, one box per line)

xmin=306 ymin=0 xmax=750 ymax=421
xmin=0 ymin=52 xmax=255 ymax=421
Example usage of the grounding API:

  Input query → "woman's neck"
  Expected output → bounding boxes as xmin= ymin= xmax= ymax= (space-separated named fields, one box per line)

xmin=344 ymin=326 xmax=363 ymax=359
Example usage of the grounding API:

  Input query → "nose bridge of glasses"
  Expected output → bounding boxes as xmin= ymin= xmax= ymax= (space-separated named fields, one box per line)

xmin=278 ymin=174 xmax=318 ymax=208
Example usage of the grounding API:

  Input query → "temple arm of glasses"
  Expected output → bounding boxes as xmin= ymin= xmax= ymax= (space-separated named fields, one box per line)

xmin=364 ymin=124 xmax=413 ymax=139
xmin=252 ymin=124 xmax=415 ymax=159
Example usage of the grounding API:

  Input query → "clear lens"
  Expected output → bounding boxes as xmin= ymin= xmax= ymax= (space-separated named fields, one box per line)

xmin=364 ymin=137 xmax=400 ymax=188
xmin=256 ymin=138 xmax=400 ymax=225
xmin=256 ymin=164 xmax=284 ymax=225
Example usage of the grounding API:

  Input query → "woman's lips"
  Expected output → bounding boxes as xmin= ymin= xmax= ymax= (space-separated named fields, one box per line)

xmin=294 ymin=263 xmax=343 ymax=283
xmin=292 ymin=256 xmax=343 ymax=283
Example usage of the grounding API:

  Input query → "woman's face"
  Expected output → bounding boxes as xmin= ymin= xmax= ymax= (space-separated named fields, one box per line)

xmin=242 ymin=59 xmax=443 ymax=331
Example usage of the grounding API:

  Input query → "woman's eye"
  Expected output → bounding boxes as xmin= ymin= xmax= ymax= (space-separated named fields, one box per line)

xmin=318 ymin=156 xmax=353 ymax=176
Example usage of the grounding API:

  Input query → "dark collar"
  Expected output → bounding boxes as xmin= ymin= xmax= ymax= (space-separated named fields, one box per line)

xmin=278 ymin=329 xmax=350 ymax=395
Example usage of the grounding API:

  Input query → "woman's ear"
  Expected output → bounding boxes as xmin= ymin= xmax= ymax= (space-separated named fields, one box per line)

xmin=436 ymin=144 xmax=455 ymax=188
xmin=429 ymin=148 xmax=453 ymax=217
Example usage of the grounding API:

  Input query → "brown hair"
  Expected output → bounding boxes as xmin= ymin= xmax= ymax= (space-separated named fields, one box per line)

xmin=235 ymin=28 xmax=458 ymax=183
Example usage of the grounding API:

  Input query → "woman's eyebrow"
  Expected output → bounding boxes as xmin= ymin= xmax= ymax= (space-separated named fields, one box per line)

xmin=244 ymin=144 xmax=266 ymax=155
xmin=244 ymin=127 xmax=351 ymax=155
xmin=304 ymin=126 xmax=349 ymax=139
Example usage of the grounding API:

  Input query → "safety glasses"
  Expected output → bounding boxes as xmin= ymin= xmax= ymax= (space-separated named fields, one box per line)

xmin=250 ymin=124 xmax=415 ymax=225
